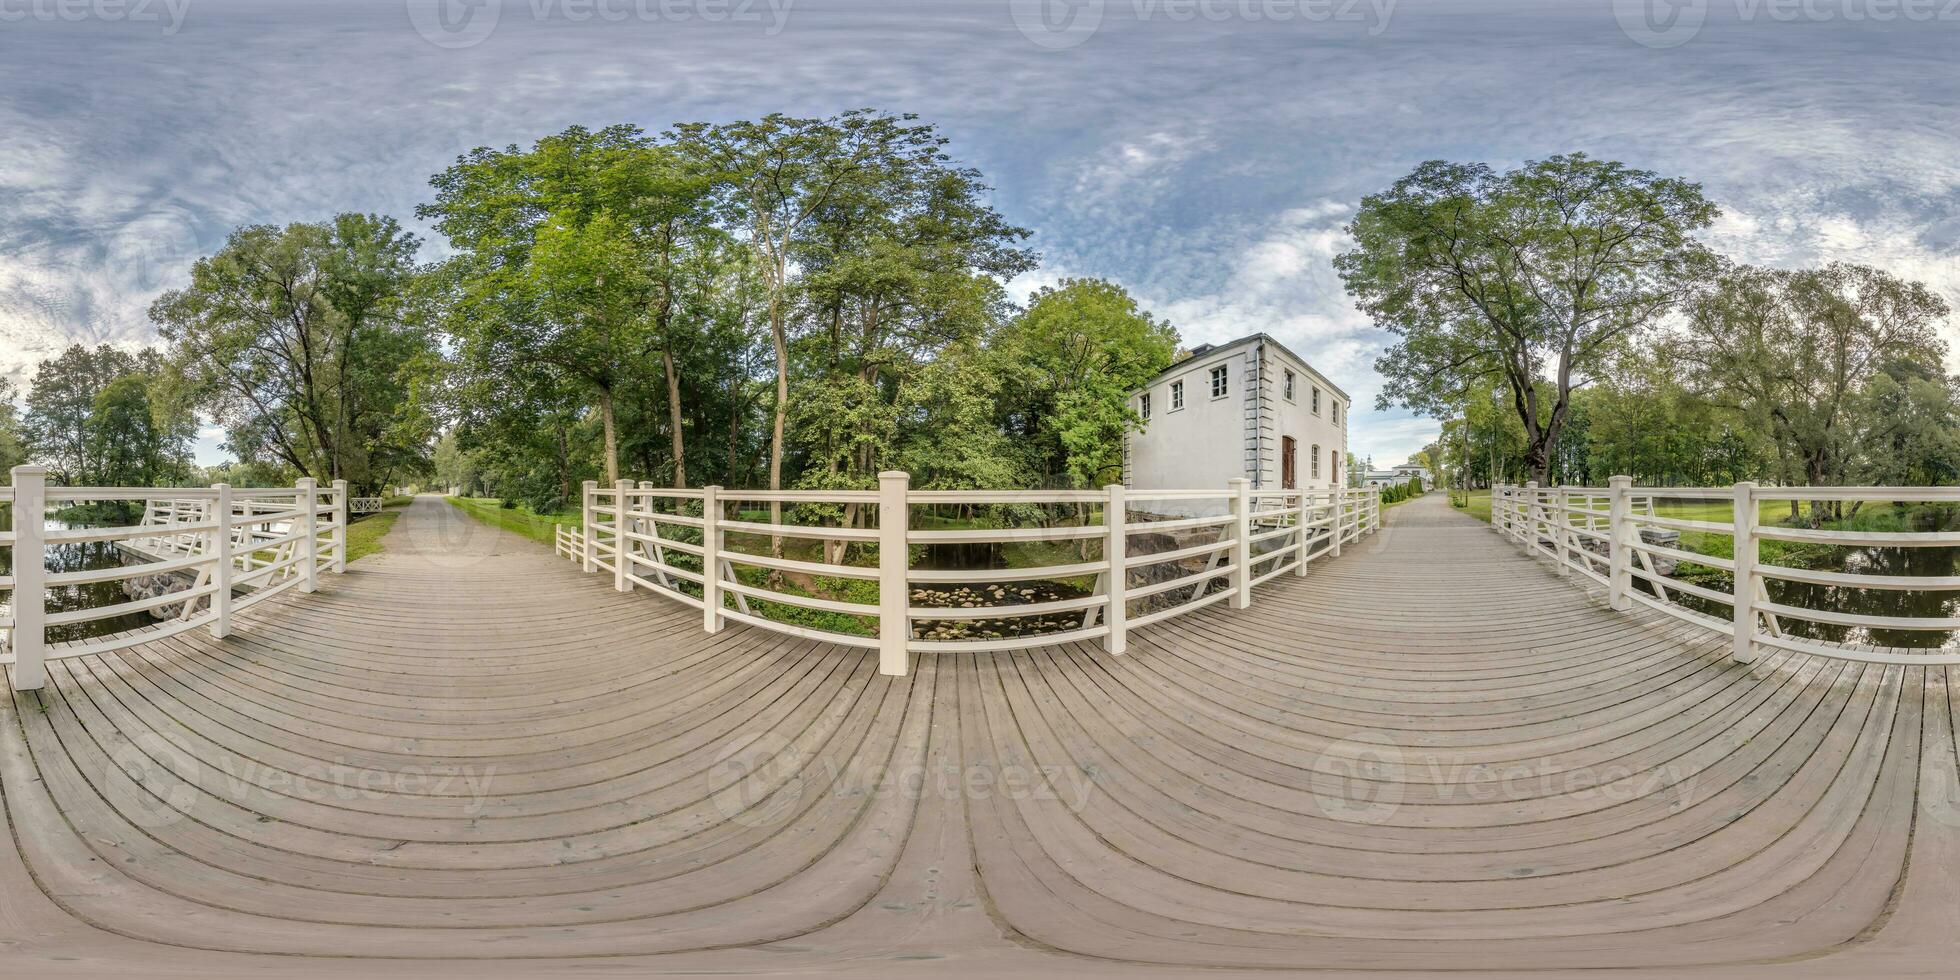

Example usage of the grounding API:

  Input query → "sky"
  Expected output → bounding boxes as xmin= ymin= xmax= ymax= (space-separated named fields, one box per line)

xmin=3 ymin=0 xmax=1958 ymax=470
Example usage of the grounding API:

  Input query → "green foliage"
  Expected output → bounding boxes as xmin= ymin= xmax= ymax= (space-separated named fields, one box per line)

xmin=993 ymin=279 xmax=1179 ymax=487
xmin=444 ymin=496 xmax=579 ymax=546
xmin=150 ymin=214 xmax=438 ymax=493
xmin=1672 ymin=262 xmax=1953 ymax=492
xmin=0 ymin=378 xmax=25 ymax=476
xmin=343 ymin=510 xmax=401 ymax=564
xmin=21 ymin=344 xmax=194 ymax=486
xmin=1340 ymin=153 xmax=1718 ymax=484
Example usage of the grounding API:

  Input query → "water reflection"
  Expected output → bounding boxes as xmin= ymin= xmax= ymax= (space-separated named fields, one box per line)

xmin=0 ymin=509 xmax=158 ymax=644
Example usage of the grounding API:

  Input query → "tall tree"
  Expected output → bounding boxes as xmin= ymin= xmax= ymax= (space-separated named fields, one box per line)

xmin=994 ymin=279 xmax=1179 ymax=486
xmin=23 ymin=344 xmax=136 ymax=482
xmin=423 ymin=125 xmax=713 ymax=485
xmin=0 ymin=377 xmax=24 ymax=476
xmin=1338 ymin=153 xmax=1718 ymax=485
xmin=1672 ymin=262 xmax=1951 ymax=495
xmin=679 ymin=110 xmax=1011 ymax=498
xmin=150 ymin=214 xmax=436 ymax=491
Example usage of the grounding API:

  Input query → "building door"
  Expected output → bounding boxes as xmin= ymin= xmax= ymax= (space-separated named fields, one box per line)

xmin=1281 ymin=437 xmax=1297 ymax=489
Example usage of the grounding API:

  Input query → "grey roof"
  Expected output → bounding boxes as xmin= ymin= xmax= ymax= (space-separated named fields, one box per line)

xmin=1136 ymin=333 xmax=1351 ymax=401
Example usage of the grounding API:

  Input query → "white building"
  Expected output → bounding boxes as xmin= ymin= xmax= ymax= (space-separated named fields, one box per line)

xmin=1363 ymin=462 xmax=1430 ymax=491
xmin=1123 ymin=334 xmax=1350 ymax=492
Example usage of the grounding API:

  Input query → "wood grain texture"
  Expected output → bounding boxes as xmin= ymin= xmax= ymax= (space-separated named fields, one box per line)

xmin=2 ymin=494 xmax=1956 ymax=978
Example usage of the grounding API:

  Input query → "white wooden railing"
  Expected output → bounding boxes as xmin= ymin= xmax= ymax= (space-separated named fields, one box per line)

xmin=1492 ymin=479 xmax=1960 ymax=666
xmin=349 ymin=497 xmax=384 ymax=516
xmin=0 ymin=466 xmax=350 ymax=691
xmin=554 ymin=474 xmax=1382 ymax=676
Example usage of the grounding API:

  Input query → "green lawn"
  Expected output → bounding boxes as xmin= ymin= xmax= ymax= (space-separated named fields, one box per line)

xmin=445 ymin=496 xmax=580 ymax=546
xmin=1455 ymin=489 xmax=1492 ymax=523
xmin=343 ymin=510 xmax=401 ymax=563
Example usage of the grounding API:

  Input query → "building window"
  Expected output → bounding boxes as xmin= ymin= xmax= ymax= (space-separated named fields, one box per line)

xmin=1170 ymin=380 xmax=1184 ymax=410
xmin=1311 ymin=386 xmax=1321 ymax=415
xmin=1332 ymin=401 xmax=1340 ymax=426
xmin=1311 ymin=444 xmax=1321 ymax=480
xmin=1209 ymin=365 xmax=1228 ymax=399
xmin=1139 ymin=392 xmax=1151 ymax=420
xmin=1283 ymin=370 xmax=1295 ymax=401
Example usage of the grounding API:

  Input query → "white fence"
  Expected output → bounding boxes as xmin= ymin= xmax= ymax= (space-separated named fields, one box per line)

xmin=1493 ymin=479 xmax=1960 ymax=666
xmin=349 ymin=497 xmax=384 ymax=515
xmin=0 ymin=466 xmax=350 ymax=691
xmin=554 ymin=474 xmax=1382 ymax=676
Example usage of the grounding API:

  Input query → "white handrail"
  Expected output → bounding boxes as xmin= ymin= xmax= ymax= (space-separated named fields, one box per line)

xmin=555 ymin=475 xmax=1383 ymax=677
xmin=1 ymin=466 xmax=349 ymax=689
xmin=1489 ymin=479 xmax=1960 ymax=666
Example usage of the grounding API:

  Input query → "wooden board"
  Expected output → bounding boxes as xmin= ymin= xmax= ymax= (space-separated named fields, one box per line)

xmin=1 ymin=494 xmax=1954 ymax=978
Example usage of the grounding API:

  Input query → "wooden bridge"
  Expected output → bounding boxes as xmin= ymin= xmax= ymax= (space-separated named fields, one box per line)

xmin=2 ymin=493 xmax=1957 ymax=977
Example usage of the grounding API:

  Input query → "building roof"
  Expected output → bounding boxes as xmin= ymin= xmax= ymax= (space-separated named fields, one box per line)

xmin=1135 ymin=333 xmax=1352 ymax=401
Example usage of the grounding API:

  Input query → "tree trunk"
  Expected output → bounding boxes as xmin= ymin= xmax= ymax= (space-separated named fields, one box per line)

xmin=598 ymin=387 xmax=620 ymax=484
xmin=768 ymin=314 xmax=789 ymax=564
xmin=663 ymin=348 xmax=686 ymax=488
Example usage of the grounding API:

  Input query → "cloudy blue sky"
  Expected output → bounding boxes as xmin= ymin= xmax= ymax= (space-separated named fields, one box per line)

xmin=3 ymin=0 xmax=1957 ymax=468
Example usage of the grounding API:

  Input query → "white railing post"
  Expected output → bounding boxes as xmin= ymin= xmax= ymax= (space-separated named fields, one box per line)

xmin=1330 ymin=489 xmax=1344 ymax=559
xmin=330 ymin=480 xmax=348 ymax=573
xmin=877 ymin=470 xmax=910 ymax=677
xmin=1554 ymin=486 xmax=1572 ymax=576
xmin=1294 ymin=492 xmax=1310 ymax=577
xmin=614 ymin=479 xmax=632 ymax=593
xmin=1229 ymin=478 xmax=1253 ymax=608
xmin=297 ymin=477 xmax=319 ymax=594
xmin=581 ymin=479 xmax=598 ymax=574
xmin=7 ymin=465 xmax=48 ymax=692
xmin=701 ymin=485 xmax=723 ymax=634
xmin=1370 ymin=486 xmax=1381 ymax=533
xmin=1103 ymin=484 xmax=1128 ymax=654
xmin=1732 ymin=481 xmax=1760 ymax=665
xmin=211 ymin=482 xmax=234 ymax=638
xmin=1608 ymin=475 xmax=1633 ymax=610
xmin=1524 ymin=481 xmax=1540 ymax=552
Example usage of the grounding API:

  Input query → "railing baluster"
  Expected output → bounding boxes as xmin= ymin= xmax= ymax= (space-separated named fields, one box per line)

xmin=877 ymin=470 xmax=910 ymax=677
xmin=1104 ymin=483 xmax=1127 ymax=654
xmin=1732 ymin=481 xmax=1759 ymax=664
xmin=615 ymin=479 xmax=632 ymax=593
xmin=581 ymin=479 xmax=597 ymax=574
xmin=1229 ymin=478 xmax=1252 ymax=609
xmin=331 ymin=480 xmax=348 ymax=573
xmin=212 ymin=482 xmax=234 ymax=638
xmin=1608 ymin=476 xmax=1632 ymax=610
xmin=7 ymin=465 xmax=48 ymax=691
xmin=702 ymin=485 xmax=723 ymax=634
xmin=298 ymin=477 xmax=319 ymax=594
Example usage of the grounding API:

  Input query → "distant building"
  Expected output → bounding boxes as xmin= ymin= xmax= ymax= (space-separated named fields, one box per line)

xmin=1123 ymin=334 xmax=1350 ymax=492
xmin=1364 ymin=462 xmax=1430 ymax=491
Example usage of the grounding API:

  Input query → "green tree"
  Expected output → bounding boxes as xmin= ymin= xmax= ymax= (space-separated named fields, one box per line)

xmin=23 ymin=344 xmax=135 ymax=482
xmin=1338 ymin=153 xmax=1718 ymax=485
xmin=150 ymin=214 xmax=437 ymax=492
xmin=0 ymin=377 xmax=29 ymax=477
xmin=994 ymin=279 xmax=1179 ymax=486
xmin=1672 ymin=262 xmax=1951 ymax=496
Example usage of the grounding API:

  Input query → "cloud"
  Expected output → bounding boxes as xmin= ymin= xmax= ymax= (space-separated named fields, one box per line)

xmin=4 ymin=0 xmax=1959 ymax=463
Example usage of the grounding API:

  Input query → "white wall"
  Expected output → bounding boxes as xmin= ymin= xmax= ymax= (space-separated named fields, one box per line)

xmin=1126 ymin=345 xmax=1248 ymax=491
xmin=1268 ymin=348 xmax=1348 ymax=491
xmin=1126 ymin=338 xmax=1349 ymax=492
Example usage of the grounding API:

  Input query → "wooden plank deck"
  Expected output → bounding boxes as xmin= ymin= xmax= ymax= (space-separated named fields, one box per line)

xmin=3 ymin=494 xmax=1956 ymax=978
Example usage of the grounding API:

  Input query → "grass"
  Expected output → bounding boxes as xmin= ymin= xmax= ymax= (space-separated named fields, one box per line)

xmin=1455 ymin=489 xmax=1493 ymax=523
xmin=343 ymin=510 xmax=400 ymax=564
xmin=444 ymin=496 xmax=580 ymax=546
